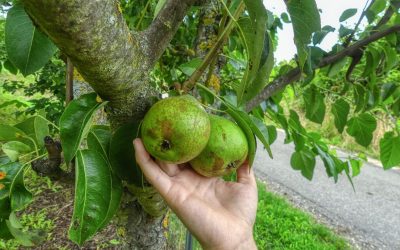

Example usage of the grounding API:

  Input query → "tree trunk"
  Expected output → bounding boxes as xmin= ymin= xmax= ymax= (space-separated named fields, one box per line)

xmin=21 ymin=0 xmax=206 ymax=248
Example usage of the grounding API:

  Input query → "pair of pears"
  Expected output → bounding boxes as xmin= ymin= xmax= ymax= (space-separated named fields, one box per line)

xmin=140 ymin=95 xmax=248 ymax=177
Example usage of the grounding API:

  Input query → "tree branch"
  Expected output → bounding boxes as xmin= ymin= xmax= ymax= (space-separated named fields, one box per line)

xmin=246 ymin=25 xmax=400 ymax=111
xmin=343 ymin=0 xmax=374 ymax=47
xmin=22 ymin=0 xmax=148 ymax=103
xmin=142 ymin=0 xmax=207 ymax=65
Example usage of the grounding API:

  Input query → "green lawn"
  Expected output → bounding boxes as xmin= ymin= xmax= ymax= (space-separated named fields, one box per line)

xmin=168 ymin=181 xmax=350 ymax=250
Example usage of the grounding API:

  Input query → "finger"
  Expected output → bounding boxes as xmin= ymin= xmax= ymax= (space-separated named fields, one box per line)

xmin=133 ymin=139 xmax=171 ymax=194
xmin=156 ymin=159 xmax=181 ymax=177
xmin=236 ymin=162 xmax=256 ymax=187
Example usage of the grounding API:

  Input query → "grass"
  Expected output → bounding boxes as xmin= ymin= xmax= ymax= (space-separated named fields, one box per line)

xmin=167 ymin=181 xmax=350 ymax=250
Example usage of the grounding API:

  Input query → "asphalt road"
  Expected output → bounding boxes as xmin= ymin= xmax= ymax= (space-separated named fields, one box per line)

xmin=253 ymin=132 xmax=400 ymax=250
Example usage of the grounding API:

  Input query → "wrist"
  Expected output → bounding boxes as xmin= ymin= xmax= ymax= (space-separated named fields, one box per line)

xmin=235 ymin=233 xmax=257 ymax=250
xmin=205 ymin=231 xmax=256 ymax=250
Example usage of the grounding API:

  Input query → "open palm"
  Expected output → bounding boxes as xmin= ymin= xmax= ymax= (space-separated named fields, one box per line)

xmin=133 ymin=139 xmax=258 ymax=249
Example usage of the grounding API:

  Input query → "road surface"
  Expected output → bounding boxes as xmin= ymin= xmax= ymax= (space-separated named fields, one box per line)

xmin=253 ymin=132 xmax=400 ymax=249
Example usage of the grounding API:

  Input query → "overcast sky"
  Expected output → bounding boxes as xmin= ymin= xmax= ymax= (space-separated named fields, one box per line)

xmin=266 ymin=0 xmax=369 ymax=61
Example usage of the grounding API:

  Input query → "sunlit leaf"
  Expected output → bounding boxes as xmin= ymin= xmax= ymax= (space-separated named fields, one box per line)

xmin=2 ymin=141 xmax=31 ymax=162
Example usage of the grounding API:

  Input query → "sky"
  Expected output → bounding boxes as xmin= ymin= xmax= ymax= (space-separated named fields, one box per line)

xmin=266 ymin=0 xmax=369 ymax=61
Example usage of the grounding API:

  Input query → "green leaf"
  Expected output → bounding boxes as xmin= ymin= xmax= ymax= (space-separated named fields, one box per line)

xmin=286 ymin=0 xmax=321 ymax=69
xmin=331 ymin=98 xmax=350 ymax=133
xmin=366 ymin=0 xmax=387 ymax=23
xmin=339 ymin=8 xmax=357 ymax=22
xmin=303 ymin=85 xmax=325 ymax=124
xmin=346 ymin=113 xmax=377 ymax=147
xmin=69 ymin=149 xmax=122 ymax=246
xmin=0 ymin=219 xmax=13 ymax=240
xmin=225 ymin=107 xmax=257 ymax=167
xmin=237 ymin=14 xmax=274 ymax=104
xmin=247 ymin=115 xmax=273 ymax=158
xmin=87 ymin=127 xmax=111 ymax=159
xmin=381 ymin=83 xmax=398 ymax=102
xmin=380 ymin=132 xmax=400 ymax=170
xmin=2 ymin=141 xmax=31 ymax=162
xmin=383 ymin=45 xmax=398 ymax=72
xmin=109 ymin=122 xmax=143 ymax=185
xmin=312 ymin=25 xmax=335 ymax=45
xmin=86 ymin=130 xmax=122 ymax=230
xmin=0 ymin=161 xmax=32 ymax=210
xmin=178 ymin=58 xmax=202 ymax=76
xmin=354 ymin=84 xmax=367 ymax=112
xmin=267 ymin=125 xmax=277 ymax=145
xmin=60 ymin=93 xmax=108 ymax=163
xmin=316 ymin=146 xmax=339 ymax=182
xmin=15 ymin=115 xmax=49 ymax=148
xmin=6 ymin=213 xmax=45 ymax=246
xmin=154 ymin=0 xmax=167 ymax=18
xmin=288 ymin=110 xmax=306 ymax=151
xmin=327 ymin=57 xmax=348 ymax=77
xmin=3 ymin=59 xmax=18 ymax=75
xmin=290 ymin=149 xmax=316 ymax=180
xmin=5 ymin=4 xmax=57 ymax=76
xmin=338 ymin=25 xmax=353 ymax=38
xmin=349 ymin=159 xmax=362 ymax=177
xmin=0 ymin=125 xmax=26 ymax=141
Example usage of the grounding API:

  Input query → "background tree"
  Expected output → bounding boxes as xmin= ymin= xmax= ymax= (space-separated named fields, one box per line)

xmin=0 ymin=0 xmax=399 ymax=248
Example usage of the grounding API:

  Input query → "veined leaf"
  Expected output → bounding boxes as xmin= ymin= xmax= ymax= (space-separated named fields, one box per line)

xmin=15 ymin=115 xmax=49 ymax=148
xmin=303 ymin=85 xmax=325 ymax=124
xmin=290 ymin=149 xmax=316 ymax=180
xmin=237 ymin=0 xmax=274 ymax=104
xmin=87 ymin=127 xmax=112 ymax=159
xmin=0 ymin=161 xmax=32 ymax=210
xmin=380 ymin=132 xmax=400 ymax=170
xmin=286 ymin=0 xmax=321 ymax=69
xmin=316 ymin=146 xmax=339 ymax=182
xmin=331 ymin=98 xmax=350 ymax=133
xmin=346 ymin=113 xmax=377 ymax=147
xmin=69 ymin=149 xmax=122 ymax=246
xmin=109 ymin=122 xmax=143 ymax=185
xmin=60 ymin=93 xmax=108 ymax=163
xmin=2 ymin=141 xmax=32 ymax=162
xmin=5 ymin=4 xmax=57 ymax=76
xmin=86 ymin=129 xmax=122 ymax=230
xmin=0 ymin=125 xmax=26 ymax=142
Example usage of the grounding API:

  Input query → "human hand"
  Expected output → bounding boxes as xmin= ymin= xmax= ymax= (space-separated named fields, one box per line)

xmin=133 ymin=138 xmax=258 ymax=250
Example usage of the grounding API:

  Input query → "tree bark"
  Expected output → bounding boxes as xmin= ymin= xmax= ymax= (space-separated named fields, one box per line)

xmin=21 ymin=0 xmax=206 ymax=248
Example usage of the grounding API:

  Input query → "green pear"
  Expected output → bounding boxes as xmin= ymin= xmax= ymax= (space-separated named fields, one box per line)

xmin=190 ymin=114 xmax=248 ymax=177
xmin=141 ymin=95 xmax=210 ymax=164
